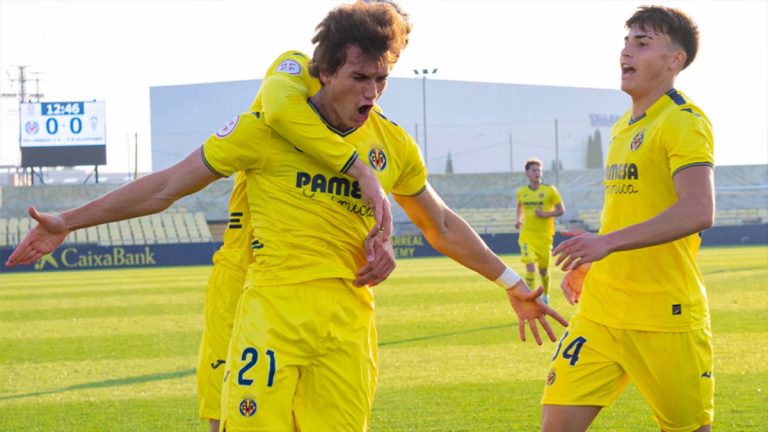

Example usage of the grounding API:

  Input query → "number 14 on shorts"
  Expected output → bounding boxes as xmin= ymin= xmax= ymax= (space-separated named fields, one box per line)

xmin=552 ymin=331 xmax=588 ymax=366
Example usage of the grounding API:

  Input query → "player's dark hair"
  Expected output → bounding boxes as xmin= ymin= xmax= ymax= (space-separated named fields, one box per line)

xmin=626 ymin=6 xmax=699 ymax=69
xmin=309 ymin=0 xmax=411 ymax=78
xmin=524 ymin=158 xmax=542 ymax=171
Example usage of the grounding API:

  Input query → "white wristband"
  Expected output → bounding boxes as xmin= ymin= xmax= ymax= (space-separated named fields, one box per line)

xmin=495 ymin=267 xmax=521 ymax=290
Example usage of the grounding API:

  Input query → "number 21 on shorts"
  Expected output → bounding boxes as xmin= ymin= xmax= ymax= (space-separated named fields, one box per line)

xmin=237 ymin=347 xmax=277 ymax=387
xmin=551 ymin=331 xmax=588 ymax=366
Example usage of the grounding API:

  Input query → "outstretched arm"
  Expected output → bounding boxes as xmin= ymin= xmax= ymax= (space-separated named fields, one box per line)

xmin=5 ymin=149 xmax=220 ymax=267
xmin=553 ymin=165 xmax=714 ymax=270
xmin=394 ymin=183 xmax=568 ymax=344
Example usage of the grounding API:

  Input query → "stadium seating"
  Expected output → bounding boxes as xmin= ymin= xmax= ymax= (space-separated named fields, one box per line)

xmin=0 ymin=165 xmax=763 ymax=244
xmin=97 ymin=224 xmax=110 ymax=245
xmin=161 ymin=214 xmax=179 ymax=243
xmin=107 ymin=222 xmax=121 ymax=246
xmin=139 ymin=217 xmax=155 ymax=242
xmin=129 ymin=219 xmax=144 ymax=244
xmin=171 ymin=213 xmax=190 ymax=242
xmin=73 ymin=225 xmax=88 ymax=244
xmin=0 ymin=209 xmax=213 ymax=247
xmin=0 ymin=217 xmax=7 ymax=247
xmin=577 ymin=209 xmax=602 ymax=232
xmin=0 ymin=204 xmax=764 ymax=245
xmin=425 ymin=207 xmax=568 ymax=235
xmin=714 ymin=208 xmax=767 ymax=226
xmin=7 ymin=217 xmax=19 ymax=246
xmin=575 ymin=208 xmax=768 ymax=232
xmin=455 ymin=207 xmax=516 ymax=234
xmin=149 ymin=214 xmax=168 ymax=244
xmin=193 ymin=212 xmax=212 ymax=242
xmin=86 ymin=226 xmax=99 ymax=244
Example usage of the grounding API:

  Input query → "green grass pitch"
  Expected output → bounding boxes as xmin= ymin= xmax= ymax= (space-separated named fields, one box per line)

xmin=1 ymin=245 xmax=766 ymax=431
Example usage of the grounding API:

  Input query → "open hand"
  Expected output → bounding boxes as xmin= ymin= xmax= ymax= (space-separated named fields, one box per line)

xmin=552 ymin=230 xmax=611 ymax=271
xmin=505 ymin=281 xmax=568 ymax=345
xmin=560 ymin=263 xmax=590 ymax=305
xmin=5 ymin=206 xmax=69 ymax=267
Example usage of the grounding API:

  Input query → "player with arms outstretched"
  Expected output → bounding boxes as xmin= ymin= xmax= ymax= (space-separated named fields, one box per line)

xmin=197 ymin=46 xmax=401 ymax=432
xmin=6 ymin=2 xmax=567 ymax=430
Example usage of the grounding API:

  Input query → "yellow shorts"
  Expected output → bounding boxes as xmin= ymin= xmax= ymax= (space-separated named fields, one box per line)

xmin=220 ymin=278 xmax=378 ymax=432
xmin=197 ymin=260 xmax=247 ymax=421
xmin=541 ymin=315 xmax=714 ymax=431
xmin=518 ymin=234 xmax=552 ymax=269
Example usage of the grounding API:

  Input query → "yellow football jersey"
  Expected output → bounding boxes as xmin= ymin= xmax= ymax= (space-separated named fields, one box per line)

xmin=516 ymin=184 xmax=562 ymax=238
xmin=250 ymin=50 xmax=359 ymax=174
xmin=202 ymin=107 xmax=426 ymax=286
xmin=213 ymin=171 xmax=252 ymax=269
xmin=215 ymin=50 xmax=362 ymax=269
xmin=579 ymin=89 xmax=714 ymax=331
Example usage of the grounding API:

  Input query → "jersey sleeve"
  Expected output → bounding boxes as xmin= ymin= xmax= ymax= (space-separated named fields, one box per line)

xmin=664 ymin=108 xmax=714 ymax=175
xmin=390 ymin=128 xmax=428 ymax=196
xmin=251 ymin=50 xmax=359 ymax=174
xmin=201 ymin=112 xmax=268 ymax=178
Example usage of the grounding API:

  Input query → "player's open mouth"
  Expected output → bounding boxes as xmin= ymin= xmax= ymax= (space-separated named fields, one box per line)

xmin=358 ymin=104 xmax=373 ymax=115
xmin=621 ymin=64 xmax=636 ymax=77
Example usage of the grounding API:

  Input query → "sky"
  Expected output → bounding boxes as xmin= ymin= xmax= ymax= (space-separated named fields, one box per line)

xmin=1 ymin=0 xmax=766 ymax=174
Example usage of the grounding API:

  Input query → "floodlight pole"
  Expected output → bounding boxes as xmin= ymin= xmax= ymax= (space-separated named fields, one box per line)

xmin=413 ymin=68 xmax=438 ymax=170
xmin=3 ymin=66 xmax=44 ymax=184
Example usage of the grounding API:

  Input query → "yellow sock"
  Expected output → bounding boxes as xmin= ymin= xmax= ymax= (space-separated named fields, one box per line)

xmin=525 ymin=272 xmax=536 ymax=289
xmin=542 ymin=274 xmax=551 ymax=296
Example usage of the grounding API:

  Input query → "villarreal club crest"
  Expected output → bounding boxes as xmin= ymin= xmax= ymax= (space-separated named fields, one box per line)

xmin=368 ymin=147 xmax=387 ymax=172
xmin=546 ymin=369 xmax=557 ymax=386
xmin=239 ymin=397 xmax=257 ymax=417
xmin=630 ymin=129 xmax=645 ymax=151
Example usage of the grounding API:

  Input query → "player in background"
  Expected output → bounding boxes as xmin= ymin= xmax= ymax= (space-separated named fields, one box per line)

xmin=5 ymin=2 xmax=567 ymax=430
xmin=542 ymin=6 xmax=715 ymax=431
xmin=515 ymin=158 xmax=564 ymax=304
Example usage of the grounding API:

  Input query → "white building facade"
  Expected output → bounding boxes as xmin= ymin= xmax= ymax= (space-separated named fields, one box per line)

xmin=149 ymin=77 xmax=629 ymax=174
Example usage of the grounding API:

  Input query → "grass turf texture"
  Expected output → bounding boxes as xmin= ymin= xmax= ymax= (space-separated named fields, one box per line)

xmin=1 ymin=246 xmax=766 ymax=431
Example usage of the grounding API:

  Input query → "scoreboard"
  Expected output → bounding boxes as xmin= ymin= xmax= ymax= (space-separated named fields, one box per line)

xmin=19 ymin=101 xmax=107 ymax=167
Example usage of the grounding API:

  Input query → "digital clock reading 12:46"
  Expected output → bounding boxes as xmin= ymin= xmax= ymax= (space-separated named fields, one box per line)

xmin=20 ymin=100 xmax=106 ymax=147
xmin=42 ymin=102 xmax=84 ymax=116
